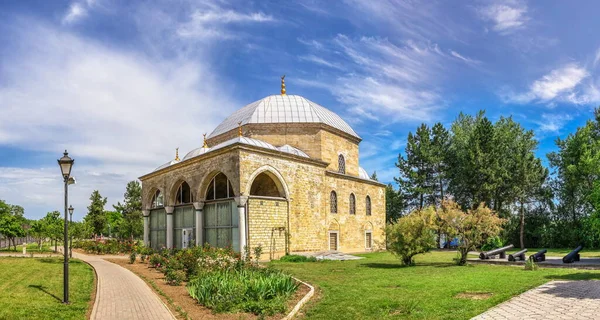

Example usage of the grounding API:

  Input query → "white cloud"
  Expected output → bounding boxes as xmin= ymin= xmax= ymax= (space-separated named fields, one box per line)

xmin=535 ymin=113 xmax=573 ymax=133
xmin=450 ymin=50 xmax=481 ymax=66
xmin=327 ymin=36 xmax=444 ymax=122
xmin=477 ymin=0 xmax=528 ymax=34
xmin=0 ymin=22 xmax=236 ymax=218
xmin=506 ymin=64 xmax=589 ymax=104
xmin=176 ymin=4 xmax=275 ymax=40
xmin=62 ymin=2 xmax=88 ymax=25
xmin=299 ymin=55 xmax=343 ymax=70
xmin=594 ymin=47 xmax=600 ymax=68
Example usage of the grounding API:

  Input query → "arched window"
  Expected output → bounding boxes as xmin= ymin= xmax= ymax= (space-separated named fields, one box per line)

xmin=151 ymin=190 xmax=163 ymax=208
xmin=250 ymin=172 xmax=283 ymax=197
xmin=349 ymin=193 xmax=356 ymax=215
xmin=175 ymin=181 xmax=192 ymax=204
xmin=338 ymin=154 xmax=346 ymax=174
xmin=366 ymin=195 xmax=371 ymax=216
xmin=206 ymin=173 xmax=235 ymax=201
xmin=330 ymin=191 xmax=337 ymax=214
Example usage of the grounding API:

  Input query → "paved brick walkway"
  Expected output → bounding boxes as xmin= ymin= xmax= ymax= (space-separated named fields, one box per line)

xmin=473 ymin=280 xmax=600 ymax=319
xmin=73 ymin=251 xmax=175 ymax=320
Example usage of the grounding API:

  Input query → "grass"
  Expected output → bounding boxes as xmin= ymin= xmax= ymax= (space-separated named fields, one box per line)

xmin=0 ymin=257 xmax=94 ymax=320
xmin=270 ymin=250 xmax=600 ymax=319
xmin=0 ymin=242 xmax=54 ymax=253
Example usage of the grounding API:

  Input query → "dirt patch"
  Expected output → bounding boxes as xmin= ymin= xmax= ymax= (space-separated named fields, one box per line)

xmin=106 ymin=259 xmax=310 ymax=320
xmin=455 ymin=292 xmax=493 ymax=300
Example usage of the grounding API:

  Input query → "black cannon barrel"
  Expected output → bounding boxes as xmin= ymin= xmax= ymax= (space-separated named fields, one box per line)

xmin=531 ymin=249 xmax=547 ymax=262
xmin=479 ymin=244 xmax=514 ymax=259
xmin=508 ymin=249 xmax=528 ymax=262
xmin=563 ymin=245 xmax=583 ymax=263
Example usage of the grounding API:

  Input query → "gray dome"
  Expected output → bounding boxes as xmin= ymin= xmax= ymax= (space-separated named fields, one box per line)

xmin=154 ymin=159 xmax=179 ymax=172
xmin=208 ymin=95 xmax=360 ymax=139
xmin=278 ymin=144 xmax=309 ymax=158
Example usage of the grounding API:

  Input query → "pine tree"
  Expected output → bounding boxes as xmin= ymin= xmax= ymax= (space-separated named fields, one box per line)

xmin=85 ymin=190 xmax=107 ymax=236
xmin=395 ymin=124 xmax=435 ymax=210
xmin=113 ymin=181 xmax=143 ymax=240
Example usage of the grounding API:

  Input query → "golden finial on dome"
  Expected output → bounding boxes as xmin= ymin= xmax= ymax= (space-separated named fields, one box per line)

xmin=280 ymin=75 xmax=286 ymax=95
xmin=238 ymin=122 xmax=243 ymax=137
xmin=175 ymin=148 xmax=180 ymax=161
xmin=203 ymin=133 xmax=208 ymax=148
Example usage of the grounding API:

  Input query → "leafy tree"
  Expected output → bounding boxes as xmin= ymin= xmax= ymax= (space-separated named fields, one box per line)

xmin=548 ymin=108 xmax=600 ymax=247
xmin=385 ymin=184 xmax=404 ymax=223
xmin=113 ymin=180 xmax=143 ymax=240
xmin=41 ymin=211 xmax=63 ymax=252
xmin=85 ymin=190 xmax=107 ymax=236
xmin=386 ymin=206 xmax=437 ymax=265
xmin=0 ymin=200 xmax=25 ymax=250
xmin=438 ymin=201 xmax=505 ymax=265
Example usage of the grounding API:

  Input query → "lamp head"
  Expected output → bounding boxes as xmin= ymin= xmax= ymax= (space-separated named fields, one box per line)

xmin=57 ymin=150 xmax=74 ymax=180
xmin=68 ymin=205 xmax=74 ymax=215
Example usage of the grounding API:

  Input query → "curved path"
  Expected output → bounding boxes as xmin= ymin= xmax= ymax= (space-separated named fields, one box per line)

xmin=74 ymin=251 xmax=175 ymax=320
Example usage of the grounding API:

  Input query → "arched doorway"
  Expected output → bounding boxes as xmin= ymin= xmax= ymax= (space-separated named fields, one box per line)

xmin=149 ymin=189 xmax=166 ymax=250
xmin=173 ymin=181 xmax=195 ymax=249
xmin=247 ymin=170 xmax=288 ymax=259
xmin=203 ymin=173 xmax=239 ymax=251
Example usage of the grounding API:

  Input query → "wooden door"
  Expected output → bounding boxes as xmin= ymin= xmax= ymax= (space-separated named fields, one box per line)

xmin=329 ymin=232 xmax=338 ymax=251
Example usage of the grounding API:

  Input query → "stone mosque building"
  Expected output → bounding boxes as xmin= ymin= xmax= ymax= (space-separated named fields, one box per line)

xmin=139 ymin=77 xmax=386 ymax=258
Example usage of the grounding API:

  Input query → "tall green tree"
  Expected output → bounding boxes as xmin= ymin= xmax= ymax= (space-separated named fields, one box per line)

xmin=113 ymin=180 xmax=143 ymax=240
xmin=396 ymin=124 xmax=435 ymax=210
xmin=85 ymin=190 xmax=107 ymax=236
xmin=550 ymin=108 xmax=600 ymax=247
xmin=385 ymin=184 xmax=404 ymax=223
xmin=0 ymin=200 xmax=25 ymax=250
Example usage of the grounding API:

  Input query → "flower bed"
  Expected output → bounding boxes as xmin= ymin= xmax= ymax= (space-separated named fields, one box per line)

xmin=144 ymin=245 xmax=299 ymax=316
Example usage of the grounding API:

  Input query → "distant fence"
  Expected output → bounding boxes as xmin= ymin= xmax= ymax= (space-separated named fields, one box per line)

xmin=0 ymin=236 xmax=35 ymax=249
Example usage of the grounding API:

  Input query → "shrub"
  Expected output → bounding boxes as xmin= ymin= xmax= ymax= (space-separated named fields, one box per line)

xmin=439 ymin=201 xmax=505 ymax=266
xmin=149 ymin=254 xmax=165 ymax=269
xmin=129 ymin=251 xmax=137 ymax=264
xmin=279 ymin=255 xmax=317 ymax=263
xmin=165 ymin=269 xmax=186 ymax=286
xmin=386 ymin=206 xmax=437 ymax=266
xmin=187 ymin=267 xmax=298 ymax=315
xmin=525 ymin=258 xmax=539 ymax=271
xmin=481 ymin=236 xmax=504 ymax=251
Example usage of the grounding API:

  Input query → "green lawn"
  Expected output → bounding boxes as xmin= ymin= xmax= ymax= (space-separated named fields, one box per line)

xmin=0 ymin=242 xmax=54 ymax=253
xmin=271 ymin=251 xmax=600 ymax=319
xmin=0 ymin=257 xmax=94 ymax=320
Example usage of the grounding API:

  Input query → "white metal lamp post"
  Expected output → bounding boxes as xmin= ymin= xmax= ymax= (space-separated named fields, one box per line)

xmin=58 ymin=150 xmax=74 ymax=304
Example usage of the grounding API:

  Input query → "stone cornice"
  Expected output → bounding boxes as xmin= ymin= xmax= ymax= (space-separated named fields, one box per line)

xmin=325 ymin=170 xmax=387 ymax=187
xmin=139 ymin=142 xmax=329 ymax=181
xmin=208 ymin=123 xmax=362 ymax=145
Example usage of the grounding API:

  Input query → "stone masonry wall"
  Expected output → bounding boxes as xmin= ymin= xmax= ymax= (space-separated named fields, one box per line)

xmin=323 ymin=174 xmax=386 ymax=253
xmin=141 ymin=149 xmax=240 ymax=207
xmin=239 ymin=149 xmax=385 ymax=254
xmin=247 ymin=198 xmax=288 ymax=259
xmin=239 ymin=150 xmax=327 ymax=252
xmin=319 ymin=130 xmax=360 ymax=176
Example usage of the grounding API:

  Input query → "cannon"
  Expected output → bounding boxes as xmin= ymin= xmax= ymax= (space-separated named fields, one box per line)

xmin=508 ymin=249 xmax=527 ymax=262
xmin=563 ymin=245 xmax=583 ymax=263
xmin=530 ymin=249 xmax=547 ymax=262
xmin=479 ymin=244 xmax=514 ymax=260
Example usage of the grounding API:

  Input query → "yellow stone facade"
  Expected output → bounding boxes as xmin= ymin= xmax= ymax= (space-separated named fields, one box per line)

xmin=140 ymin=94 xmax=386 ymax=259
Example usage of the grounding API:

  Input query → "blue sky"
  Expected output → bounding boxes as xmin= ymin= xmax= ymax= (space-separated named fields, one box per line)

xmin=1 ymin=0 xmax=599 ymax=220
